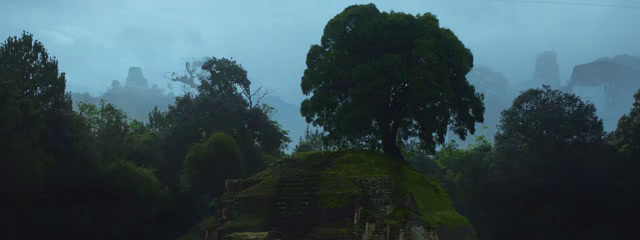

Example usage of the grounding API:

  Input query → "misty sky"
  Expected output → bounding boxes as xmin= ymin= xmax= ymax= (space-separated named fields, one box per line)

xmin=2 ymin=0 xmax=639 ymax=104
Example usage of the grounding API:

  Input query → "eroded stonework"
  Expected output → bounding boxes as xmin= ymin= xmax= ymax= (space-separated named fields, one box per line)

xmin=183 ymin=153 xmax=477 ymax=240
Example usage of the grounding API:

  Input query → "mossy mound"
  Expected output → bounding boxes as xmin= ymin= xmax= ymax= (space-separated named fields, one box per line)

xmin=180 ymin=150 xmax=476 ymax=240
xmin=293 ymin=151 xmax=470 ymax=228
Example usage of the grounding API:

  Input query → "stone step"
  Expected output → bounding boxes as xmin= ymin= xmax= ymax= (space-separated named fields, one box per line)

xmin=275 ymin=194 xmax=315 ymax=199
xmin=268 ymin=175 xmax=321 ymax=237
xmin=278 ymin=181 xmax=312 ymax=185
xmin=274 ymin=206 xmax=311 ymax=211
xmin=278 ymin=187 xmax=315 ymax=191
xmin=279 ymin=179 xmax=318 ymax=182
xmin=273 ymin=211 xmax=307 ymax=215
xmin=276 ymin=195 xmax=314 ymax=200
xmin=221 ymin=232 xmax=269 ymax=240
xmin=275 ymin=202 xmax=312 ymax=207
xmin=275 ymin=207 xmax=311 ymax=212
xmin=271 ymin=219 xmax=308 ymax=226
xmin=275 ymin=201 xmax=311 ymax=206
xmin=275 ymin=203 xmax=311 ymax=208
xmin=276 ymin=199 xmax=312 ymax=203
xmin=276 ymin=187 xmax=318 ymax=191
xmin=275 ymin=203 xmax=311 ymax=207
xmin=277 ymin=185 xmax=319 ymax=190
xmin=279 ymin=178 xmax=320 ymax=183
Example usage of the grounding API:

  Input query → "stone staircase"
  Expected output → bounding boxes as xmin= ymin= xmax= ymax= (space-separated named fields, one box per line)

xmin=305 ymin=227 xmax=354 ymax=240
xmin=221 ymin=232 xmax=268 ymax=240
xmin=269 ymin=173 xmax=320 ymax=238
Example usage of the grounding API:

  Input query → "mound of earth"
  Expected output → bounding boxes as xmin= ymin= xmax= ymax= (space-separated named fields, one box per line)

xmin=180 ymin=151 xmax=477 ymax=240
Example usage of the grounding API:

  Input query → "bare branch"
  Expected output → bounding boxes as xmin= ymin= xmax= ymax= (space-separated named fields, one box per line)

xmin=254 ymin=87 xmax=273 ymax=108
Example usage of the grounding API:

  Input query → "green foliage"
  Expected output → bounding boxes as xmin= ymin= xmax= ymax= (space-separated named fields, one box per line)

xmin=0 ymin=32 xmax=182 ymax=239
xmin=156 ymin=57 xmax=290 ymax=190
xmin=182 ymin=132 xmax=243 ymax=199
xmin=154 ymin=72 xmax=291 ymax=229
xmin=490 ymin=85 xmax=607 ymax=189
xmin=0 ymin=32 xmax=70 ymax=193
xmin=78 ymin=100 xmax=130 ymax=165
xmin=0 ymin=31 xmax=69 ymax=114
xmin=421 ymin=86 xmax=619 ymax=240
xmin=199 ymin=57 xmax=251 ymax=98
xmin=102 ymin=161 xmax=174 ymax=237
xmin=238 ymin=177 xmax=278 ymax=197
xmin=495 ymin=85 xmax=603 ymax=159
xmin=105 ymin=160 xmax=172 ymax=203
xmin=320 ymin=151 xmax=469 ymax=226
xmin=293 ymin=125 xmax=326 ymax=153
xmin=301 ymin=4 xmax=484 ymax=158
xmin=608 ymin=88 xmax=640 ymax=156
xmin=420 ymin=210 xmax=471 ymax=229
xmin=7 ymin=22 xmax=640 ymax=240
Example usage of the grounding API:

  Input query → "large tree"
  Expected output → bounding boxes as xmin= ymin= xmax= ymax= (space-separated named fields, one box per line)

xmin=0 ymin=32 xmax=71 ymax=188
xmin=300 ymin=4 xmax=484 ymax=159
xmin=483 ymin=85 xmax=614 ymax=239
xmin=152 ymin=57 xmax=290 ymax=188
xmin=494 ymin=85 xmax=604 ymax=163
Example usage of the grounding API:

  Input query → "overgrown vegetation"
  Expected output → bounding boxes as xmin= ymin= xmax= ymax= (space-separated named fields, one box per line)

xmin=1 ymin=32 xmax=290 ymax=239
xmin=4 ymin=3 xmax=640 ymax=240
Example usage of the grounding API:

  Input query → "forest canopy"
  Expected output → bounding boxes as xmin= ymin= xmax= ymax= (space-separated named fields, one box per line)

xmin=0 ymin=32 xmax=290 ymax=239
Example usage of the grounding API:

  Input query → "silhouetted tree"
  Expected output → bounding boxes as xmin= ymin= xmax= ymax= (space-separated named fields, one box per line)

xmin=480 ymin=85 xmax=613 ymax=240
xmin=300 ymin=4 xmax=484 ymax=160
xmin=494 ymin=85 xmax=604 ymax=171
xmin=608 ymin=88 xmax=640 ymax=156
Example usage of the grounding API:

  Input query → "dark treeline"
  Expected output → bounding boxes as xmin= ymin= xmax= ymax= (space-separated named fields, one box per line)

xmin=1 ymin=32 xmax=290 ymax=239
xmin=404 ymin=86 xmax=640 ymax=239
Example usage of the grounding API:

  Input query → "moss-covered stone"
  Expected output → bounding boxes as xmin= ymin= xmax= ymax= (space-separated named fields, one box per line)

xmin=180 ymin=151 xmax=476 ymax=240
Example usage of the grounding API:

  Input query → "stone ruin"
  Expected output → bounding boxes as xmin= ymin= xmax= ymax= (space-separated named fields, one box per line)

xmin=125 ymin=66 xmax=149 ymax=90
xmin=186 ymin=152 xmax=477 ymax=240
xmin=532 ymin=51 xmax=561 ymax=89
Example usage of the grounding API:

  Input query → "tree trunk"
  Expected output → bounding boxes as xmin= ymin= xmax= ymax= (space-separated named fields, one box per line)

xmin=382 ymin=130 xmax=404 ymax=161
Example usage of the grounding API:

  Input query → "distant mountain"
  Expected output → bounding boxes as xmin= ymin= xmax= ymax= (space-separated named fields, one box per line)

xmin=261 ymin=96 xmax=309 ymax=151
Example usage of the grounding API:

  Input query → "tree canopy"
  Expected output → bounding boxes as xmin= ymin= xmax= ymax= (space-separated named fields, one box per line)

xmin=608 ymin=88 xmax=640 ymax=156
xmin=495 ymin=85 xmax=604 ymax=160
xmin=300 ymin=4 xmax=484 ymax=159
xmin=0 ymin=31 xmax=72 ymax=194
xmin=0 ymin=32 xmax=291 ymax=239
xmin=154 ymin=57 xmax=290 ymax=187
xmin=182 ymin=132 xmax=243 ymax=202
